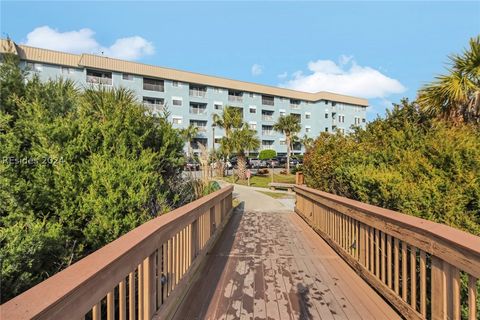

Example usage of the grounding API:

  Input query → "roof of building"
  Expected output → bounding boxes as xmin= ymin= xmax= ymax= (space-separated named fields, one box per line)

xmin=1 ymin=39 xmax=368 ymax=106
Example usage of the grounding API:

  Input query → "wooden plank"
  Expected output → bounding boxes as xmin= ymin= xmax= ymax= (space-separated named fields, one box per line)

xmin=387 ymin=234 xmax=392 ymax=288
xmin=419 ymin=251 xmax=426 ymax=317
xmin=143 ymin=253 xmax=156 ymax=320
xmin=129 ymin=271 xmax=136 ymax=320
xmin=92 ymin=302 xmax=101 ymax=320
xmin=370 ymin=227 xmax=374 ymax=273
xmin=119 ymin=279 xmax=126 ymax=320
xmin=451 ymin=266 xmax=460 ymax=320
xmin=138 ymin=263 xmax=144 ymax=320
xmin=381 ymin=232 xmax=386 ymax=283
xmin=394 ymin=237 xmax=399 ymax=294
xmin=410 ymin=247 xmax=416 ymax=310
xmin=431 ymin=256 xmax=445 ymax=319
xmin=375 ymin=229 xmax=380 ymax=278
xmin=402 ymin=242 xmax=408 ymax=301
xmin=107 ymin=290 xmax=114 ymax=320
xmin=360 ymin=223 xmax=366 ymax=266
xmin=468 ymin=275 xmax=478 ymax=320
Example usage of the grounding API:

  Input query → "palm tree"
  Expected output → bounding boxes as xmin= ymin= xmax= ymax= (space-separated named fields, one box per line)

xmin=212 ymin=106 xmax=243 ymax=174
xmin=226 ymin=124 xmax=260 ymax=180
xmin=300 ymin=134 xmax=314 ymax=152
xmin=418 ymin=36 xmax=480 ymax=124
xmin=274 ymin=114 xmax=301 ymax=174
xmin=180 ymin=124 xmax=199 ymax=158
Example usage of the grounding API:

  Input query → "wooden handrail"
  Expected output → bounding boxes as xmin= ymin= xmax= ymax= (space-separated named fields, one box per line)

xmin=295 ymin=184 xmax=480 ymax=320
xmin=1 ymin=185 xmax=234 ymax=320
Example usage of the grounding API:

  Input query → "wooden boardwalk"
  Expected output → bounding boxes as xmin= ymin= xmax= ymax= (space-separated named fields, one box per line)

xmin=173 ymin=208 xmax=401 ymax=320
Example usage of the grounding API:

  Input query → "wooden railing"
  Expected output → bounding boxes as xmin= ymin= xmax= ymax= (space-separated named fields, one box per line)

xmin=295 ymin=185 xmax=480 ymax=320
xmin=1 ymin=186 xmax=234 ymax=320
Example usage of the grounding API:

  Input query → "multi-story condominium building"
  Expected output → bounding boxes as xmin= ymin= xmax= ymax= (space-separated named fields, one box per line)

xmin=0 ymin=40 xmax=368 ymax=155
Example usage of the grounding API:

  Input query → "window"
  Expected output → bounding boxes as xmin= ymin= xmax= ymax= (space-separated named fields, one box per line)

xmin=213 ymin=87 xmax=222 ymax=93
xmin=291 ymin=113 xmax=301 ymax=123
xmin=123 ymin=73 xmax=133 ymax=80
xmin=279 ymin=139 xmax=287 ymax=145
xmin=290 ymin=99 xmax=301 ymax=109
xmin=279 ymin=110 xmax=286 ymax=117
xmin=214 ymin=138 xmax=222 ymax=144
xmin=62 ymin=67 xmax=73 ymax=74
xmin=325 ymin=113 xmax=329 ymax=119
xmin=189 ymin=103 xmax=207 ymax=115
xmin=354 ymin=117 xmax=361 ymax=125
xmin=325 ymin=127 xmax=329 ymax=132
xmin=172 ymin=97 xmax=182 ymax=106
xmin=332 ymin=102 xmax=337 ymax=107
xmin=338 ymin=115 xmax=345 ymax=123
xmin=305 ymin=126 xmax=311 ymax=133
xmin=262 ymin=125 xmax=273 ymax=136
xmin=214 ymin=103 xmax=223 ymax=110
xmin=27 ymin=62 xmax=42 ymax=71
xmin=143 ymin=97 xmax=164 ymax=114
xmin=249 ymin=122 xmax=257 ymax=130
xmin=262 ymin=95 xmax=274 ymax=106
xmin=261 ymin=140 xmax=274 ymax=150
xmin=325 ymin=100 xmax=330 ymax=105
xmin=86 ymin=69 xmax=112 ymax=85
xmin=305 ymin=112 xmax=311 ymax=119
xmin=262 ymin=110 xmax=274 ymax=121
xmin=249 ymin=92 xmax=255 ymax=98
xmin=190 ymin=120 xmax=208 ymax=132
xmin=172 ymin=117 xmax=183 ymax=125
xmin=228 ymin=90 xmax=243 ymax=103
xmin=172 ymin=81 xmax=180 ymax=87
xmin=191 ymin=137 xmax=208 ymax=149
xmin=249 ymin=106 xmax=257 ymax=114
xmin=143 ymin=78 xmax=164 ymax=91
xmin=189 ymin=85 xmax=207 ymax=97
xmin=362 ymin=118 xmax=366 ymax=123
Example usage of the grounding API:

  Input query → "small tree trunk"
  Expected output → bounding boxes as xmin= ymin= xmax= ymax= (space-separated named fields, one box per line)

xmin=237 ymin=154 xmax=247 ymax=180
xmin=286 ymin=136 xmax=291 ymax=175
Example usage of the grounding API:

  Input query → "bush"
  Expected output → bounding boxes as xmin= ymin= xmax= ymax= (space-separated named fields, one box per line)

xmin=259 ymin=149 xmax=277 ymax=160
xmin=257 ymin=168 xmax=270 ymax=175
xmin=0 ymin=53 xmax=186 ymax=301
xmin=303 ymin=99 xmax=480 ymax=236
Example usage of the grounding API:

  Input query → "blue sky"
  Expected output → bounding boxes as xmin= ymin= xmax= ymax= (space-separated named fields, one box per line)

xmin=1 ymin=1 xmax=479 ymax=119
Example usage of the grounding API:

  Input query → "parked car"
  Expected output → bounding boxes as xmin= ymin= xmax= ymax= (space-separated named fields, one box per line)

xmin=266 ymin=158 xmax=279 ymax=168
xmin=249 ymin=158 xmax=263 ymax=168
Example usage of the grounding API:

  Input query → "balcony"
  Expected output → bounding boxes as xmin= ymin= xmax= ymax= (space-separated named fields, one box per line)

xmin=143 ymin=103 xmax=164 ymax=113
xmin=228 ymin=95 xmax=243 ymax=103
xmin=262 ymin=130 xmax=273 ymax=136
xmin=262 ymin=99 xmax=274 ymax=106
xmin=189 ymin=89 xmax=207 ymax=98
xmin=290 ymin=104 xmax=301 ymax=109
xmin=86 ymin=75 xmax=112 ymax=85
xmin=189 ymin=107 xmax=207 ymax=115
xmin=143 ymin=83 xmax=164 ymax=92
xmin=262 ymin=116 xmax=274 ymax=121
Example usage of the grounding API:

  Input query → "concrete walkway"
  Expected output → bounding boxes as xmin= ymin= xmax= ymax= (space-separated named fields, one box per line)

xmin=218 ymin=182 xmax=295 ymax=212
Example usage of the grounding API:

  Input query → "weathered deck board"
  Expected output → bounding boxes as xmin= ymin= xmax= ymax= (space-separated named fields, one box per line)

xmin=173 ymin=209 xmax=401 ymax=320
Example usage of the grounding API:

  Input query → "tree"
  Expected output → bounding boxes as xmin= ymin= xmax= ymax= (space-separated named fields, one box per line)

xmin=418 ymin=36 xmax=480 ymax=124
xmin=259 ymin=149 xmax=277 ymax=160
xmin=226 ymin=124 xmax=260 ymax=179
xmin=180 ymin=124 xmax=199 ymax=158
xmin=300 ymin=134 xmax=314 ymax=151
xmin=0 ymin=57 xmax=186 ymax=301
xmin=273 ymin=114 xmax=301 ymax=174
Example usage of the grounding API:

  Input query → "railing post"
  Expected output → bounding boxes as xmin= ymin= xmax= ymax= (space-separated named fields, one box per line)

xmin=143 ymin=253 xmax=156 ymax=320
xmin=191 ymin=219 xmax=198 ymax=261
xmin=431 ymin=256 xmax=446 ymax=319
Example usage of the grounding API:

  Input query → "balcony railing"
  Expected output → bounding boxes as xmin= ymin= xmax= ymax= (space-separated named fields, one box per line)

xmin=262 ymin=99 xmax=274 ymax=106
xmin=228 ymin=95 xmax=243 ymax=103
xmin=1 ymin=186 xmax=234 ymax=320
xmin=290 ymin=104 xmax=300 ymax=109
xmin=86 ymin=75 xmax=112 ymax=85
xmin=295 ymin=185 xmax=480 ymax=320
xmin=262 ymin=116 xmax=274 ymax=121
xmin=143 ymin=83 xmax=164 ymax=92
xmin=262 ymin=130 xmax=273 ymax=136
xmin=194 ymin=126 xmax=207 ymax=132
xmin=261 ymin=145 xmax=274 ymax=150
xmin=143 ymin=103 xmax=164 ymax=113
xmin=189 ymin=108 xmax=207 ymax=115
xmin=189 ymin=90 xmax=206 ymax=98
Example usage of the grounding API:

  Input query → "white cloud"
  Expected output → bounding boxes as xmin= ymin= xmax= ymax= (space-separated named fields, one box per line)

xmin=280 ymin=56 xmax=406 ymax=99
xmin=277 ymin=71 xmax=288 ymax=79
xmin=251 ymin=64 xmax=263 ymax=76
xmin=23 ymin=26 xmax=154 ymax=60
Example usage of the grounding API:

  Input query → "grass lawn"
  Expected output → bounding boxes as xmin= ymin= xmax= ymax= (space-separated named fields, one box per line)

xmin=218 ymin=173 xmax=296 ymax=188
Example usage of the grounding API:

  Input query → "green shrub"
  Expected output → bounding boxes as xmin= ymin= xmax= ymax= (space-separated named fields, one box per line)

xmin=259 ymin=149 xmax=276 ymax=160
